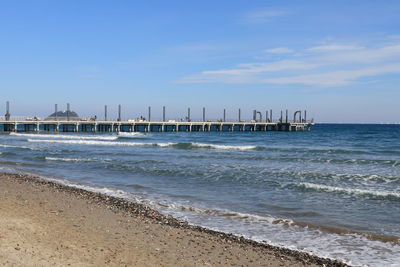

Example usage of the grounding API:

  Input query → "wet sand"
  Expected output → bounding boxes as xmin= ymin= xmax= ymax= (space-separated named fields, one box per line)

xmin=0 ymin=172 xmax=346 ymax=266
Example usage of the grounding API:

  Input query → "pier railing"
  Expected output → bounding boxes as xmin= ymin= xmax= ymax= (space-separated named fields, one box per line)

xmin=0 ymin=116 xmax=32 ymax=121
xmin=0 ymin=115 xmax=313 ymax=124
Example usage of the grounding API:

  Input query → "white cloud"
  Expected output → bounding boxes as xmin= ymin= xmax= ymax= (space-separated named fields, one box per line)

xmin=263 ymin=64 xmax=400 ymax=86
xmin=318 ymin=44 xmax=400 ymax=64
xmin=178 ymin=60 xmax=318 ymax=84
xmin=244 ymin=9 xmax=287 ymax=23
xmin=264 ymin=47 xmax=293 ymax=54
xmin=202 ymin=60 xmax=318 ymax=75
xmin=177 ymin=42 xmax=400 ymax=87
xmin=308 ymin=45 xmax=363 ymax=52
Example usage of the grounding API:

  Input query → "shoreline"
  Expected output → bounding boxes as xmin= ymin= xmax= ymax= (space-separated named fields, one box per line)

xmin=0 ymin=172 xmax=347 ymax=266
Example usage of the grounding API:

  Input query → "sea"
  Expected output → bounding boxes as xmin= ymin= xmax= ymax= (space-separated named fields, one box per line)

xmin=0 ymin=124 xmax=399 ymax=266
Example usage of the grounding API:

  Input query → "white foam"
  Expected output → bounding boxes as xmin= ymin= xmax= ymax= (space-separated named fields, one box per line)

xmin=299 ymin=182 xmax=400 ymax=199
xmin=27 ymin=138 xmax=174 ymax=147
xmin=191 ymin=142 xmax=258 ymax=150
xmin=24 ymin=138 xmax=258 ymax=151
xmin=152 ymin=196 xmax=400 ymax=267
xmin=10 ymin=132 xmax=118 ymax=141
xmin=117 ymin=132 xmax=147 ymax=138
xmin=156 ymin=201 xmax=282 ymax=224
xmin=0 ymin=166 xmax=19 ymax=172
xmin=0 ymin=144 xmax=33 ymax=150
xmin=157 ymin=142 xmax=179 ymax=147
xmin=42 ymin=177 xmax=131 ymax=199
xmin=45 ymin=157 xmax=95 ymax=162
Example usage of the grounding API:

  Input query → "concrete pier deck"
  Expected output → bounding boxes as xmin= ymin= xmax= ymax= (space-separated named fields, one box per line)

xmin=0 ymin=119 xmax=313 ymax=133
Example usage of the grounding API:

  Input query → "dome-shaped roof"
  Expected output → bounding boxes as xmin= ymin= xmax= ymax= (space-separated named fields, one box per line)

xmin=46 ymin=110 xmax=80 ymax=121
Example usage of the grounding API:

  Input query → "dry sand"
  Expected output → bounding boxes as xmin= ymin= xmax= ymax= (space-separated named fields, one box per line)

xmin=0 ymin=173 xmax=345 ymax=266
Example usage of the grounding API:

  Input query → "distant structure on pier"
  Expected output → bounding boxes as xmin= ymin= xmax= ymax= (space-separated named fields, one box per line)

xmin=46 ymin=110 xmax=80 ymax=121
xmin=1 ymin=102 xmax=313 ymax=133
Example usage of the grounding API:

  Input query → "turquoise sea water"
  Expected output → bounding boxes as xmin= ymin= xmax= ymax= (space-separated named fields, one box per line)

xmin=1 ymin=124 xmax=399 ymax=266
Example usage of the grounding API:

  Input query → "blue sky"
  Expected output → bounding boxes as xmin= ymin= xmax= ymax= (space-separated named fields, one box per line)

xmin=1 ymin=0 xmax=400 ymax=122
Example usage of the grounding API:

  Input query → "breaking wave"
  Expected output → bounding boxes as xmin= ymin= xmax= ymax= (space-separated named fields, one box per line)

xmin=117 ymin=132 xmax=147 ymax=138
xmin=0 ymin=144 xmax=34 ymax=150
xmin=298 ymin=182 xmax=400 ymax=200
xmin=10 ymin=132 xmax=118 ymax=140
xmin=26 ymin=139 xmax=259 ymax=151
xmin=45 ymin=157 xmax=97 ymax=162
xmin=190 ymin=142 xmax=258 ymax=150
xmin=27 ymin=139 xmax=168 ymax=147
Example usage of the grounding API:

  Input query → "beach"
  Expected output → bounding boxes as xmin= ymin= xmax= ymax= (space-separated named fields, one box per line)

xmin=0 ymin=172 xmax=344 ymax=266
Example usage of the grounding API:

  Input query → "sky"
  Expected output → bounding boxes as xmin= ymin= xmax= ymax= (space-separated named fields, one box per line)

xmin=1 ymin=0 xmax=400 ymax=122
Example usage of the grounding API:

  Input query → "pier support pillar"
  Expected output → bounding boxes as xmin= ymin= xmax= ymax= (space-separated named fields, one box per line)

xmin=223 ymin=109 xmax=226 ymax=122
xmin=148 ymin=106 xmax=151 ymax=122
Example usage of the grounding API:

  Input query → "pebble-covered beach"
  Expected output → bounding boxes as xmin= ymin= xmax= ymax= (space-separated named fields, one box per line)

xmin=0 ymin=172 xmax=347 ymax=266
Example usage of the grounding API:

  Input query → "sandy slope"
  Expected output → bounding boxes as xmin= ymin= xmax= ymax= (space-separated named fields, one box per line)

xmin=0 ymin=173 xmax=338 ymax=266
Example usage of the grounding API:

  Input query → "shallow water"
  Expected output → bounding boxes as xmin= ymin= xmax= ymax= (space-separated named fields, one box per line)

xmin=1 ymin=124 xmax=399 ymax=266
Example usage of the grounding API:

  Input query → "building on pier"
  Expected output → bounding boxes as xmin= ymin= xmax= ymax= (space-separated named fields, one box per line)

xmin=45 ymin=110 xmax=80 ymax=121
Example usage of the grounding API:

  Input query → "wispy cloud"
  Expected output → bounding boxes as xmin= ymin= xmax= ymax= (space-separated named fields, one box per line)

xmin=264 ymin=47 xmax=293 ymax=54
xmin=318 ymin=44 xmax=400 ymax=64
xmin=203 ymin=60 xmax=318 ymax=75
xmin=177 ymin=42 xmax=400 ymax=87
xmin=244 ymin=9 xmax=287 ymax=23
xmin=178 ymin=60 xmax=318 ymax=84
xmin=307 ymin=44 xmax=363 ymax=52
xmin=263 ymin=64 xmax=400 ymax=86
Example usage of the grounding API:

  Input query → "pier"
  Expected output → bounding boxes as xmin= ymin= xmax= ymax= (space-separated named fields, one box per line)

xmin=0 ymin=103 xmax=313 ymax=133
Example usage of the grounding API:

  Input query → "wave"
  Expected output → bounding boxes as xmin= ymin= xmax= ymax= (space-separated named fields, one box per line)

xmin=127 ymin=184 xmax=150 ymax=190
xmin=27 ymin=139 xmax=166 ymax=147
xmin=23 ymin=172 xmax=288 ymax=226
xmin=0 ymin=160 xmax=44 ymax=167
xmin=0 ymin=144 xmax=33 ymax=150
xmin=26 ymin=139 xmax=258 ymax=151
xmin=188 ymin=144 xmax=378 ymax=154
xmin=271 ymin=156 xmax=400 ymax=166
xmin=198 ymin=154 xmax=400 ymax=167
xmin=0 ymin=152 xmax=17 ymax=157
xmin=10 ymin=132 xmax=118 ymax=141
xmin=190 ymin=142 xmax=258 ymax=150
xmin=0 ymin=166 xmax=21 ymax=173
xmin=40 ymin=176 xmax=133 ymax=200
xmin=298 ymin=182 xmax=400 ymax=200
xmin=163 ymin=201 xmax=399 ymax=243
xmin=155 ymin=142 xmax=259 ymax=150
xmin=157 ymin=202 xmax=288 ymax=224
xmin=45 ymin=157 xmax=97 ymax=162
xmin=270 ymin=170 xmax=400 ymax=184
xmin=117 ymin=132 xmax=147 ymax=139
xmin=148 ymin=142 xmax=259 ymax=151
